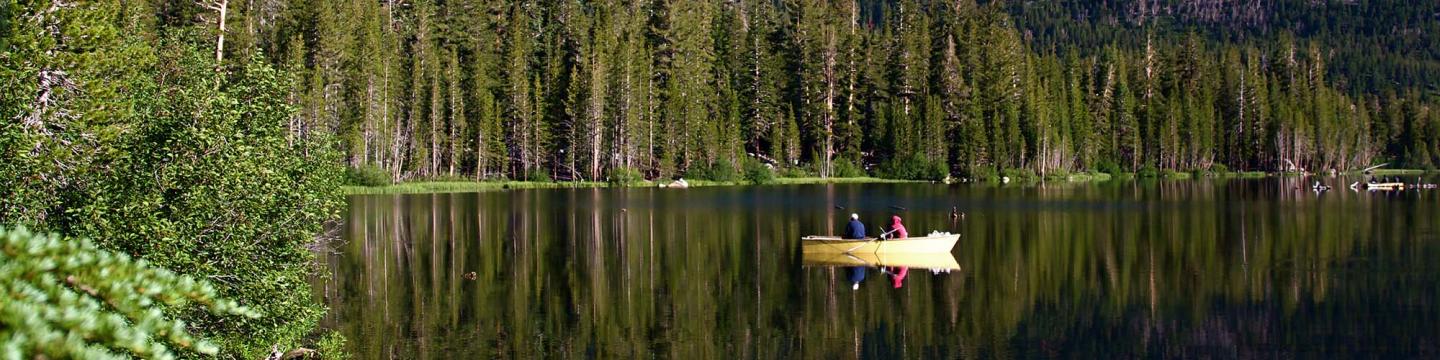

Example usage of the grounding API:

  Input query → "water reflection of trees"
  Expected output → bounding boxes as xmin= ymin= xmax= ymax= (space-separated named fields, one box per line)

xmin=317 ymin=182 xmax=1439 ymax=358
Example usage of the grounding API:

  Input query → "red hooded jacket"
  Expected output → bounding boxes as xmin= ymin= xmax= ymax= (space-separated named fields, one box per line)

xmin=890 ymin=216 xmax=908 ymax=239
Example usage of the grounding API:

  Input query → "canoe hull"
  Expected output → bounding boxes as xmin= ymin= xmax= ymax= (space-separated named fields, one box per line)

xmin=801 ymin=234 xmax=959 ymax=254
xmin=802 ymin=251 xmax=961 ymax=270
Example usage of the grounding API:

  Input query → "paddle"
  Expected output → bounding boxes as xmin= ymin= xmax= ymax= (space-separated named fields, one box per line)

xmin=878 ymin=228 xmax=898 ymax=240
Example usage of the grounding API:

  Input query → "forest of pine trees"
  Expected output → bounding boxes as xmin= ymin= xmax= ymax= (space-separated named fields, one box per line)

xmin=221 ymin=0 xmax=1438 ymax=181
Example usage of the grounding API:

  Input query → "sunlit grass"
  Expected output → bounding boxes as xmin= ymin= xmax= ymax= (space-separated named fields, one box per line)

xmin=343 ymin=169 xmax=1437 ymax=195
xmin=345 ymin=181 xmax=609 ymax=195
xmin=344 ymin=177 xmax=933 ymax=194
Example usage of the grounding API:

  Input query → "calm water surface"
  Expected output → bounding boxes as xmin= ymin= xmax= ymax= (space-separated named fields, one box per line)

xmin=315 ymin=179 xmax=1440 ymax=358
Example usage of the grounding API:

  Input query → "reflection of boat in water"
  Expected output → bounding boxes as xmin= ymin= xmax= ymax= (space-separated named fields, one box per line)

xmin=802 ymin=251 xmax=961 ymax=270
xmin=1350 ymin=181 xmax=1406 ymax=191
xmin=801 ymin=232 xmax=959 ymax=254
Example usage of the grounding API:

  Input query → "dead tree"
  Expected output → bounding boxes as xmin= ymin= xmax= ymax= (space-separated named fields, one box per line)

xmin=197 ymin=0 xmax=229 ymax=64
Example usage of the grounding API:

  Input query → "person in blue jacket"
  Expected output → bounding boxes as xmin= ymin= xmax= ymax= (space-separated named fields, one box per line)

xmin=844 ymin=213 xmax=867 ymax=239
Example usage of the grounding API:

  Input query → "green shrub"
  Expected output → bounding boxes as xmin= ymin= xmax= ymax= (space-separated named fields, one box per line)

xmin=967 ymin=167 xmax=1000 ymax=182
xmin=743 ymin=160 xmax=776 ymax=185
xmin=1001 ymin=168 xmax=1037 ymax=181
xmin=1210 ymin=163 xmax=1230 ymax=175
xmin=0 ymin=226 xmax=258 ymax=358
xmin=317 ymin=331 xmax=351 ymax=360
xmin=688 ymin=160 xmax=740 ymax=182
xmin=1138 ymin=165 xmax=1160 ymax=178
xmin=525 ymin=171 xmax=553 ymax=182
xmin=2 ymin=49 xmax=344 ymax=356
xmin=1161 ymin=169 xmax=1190 ymax=179
xmin=778 ymin=166 xmax=813 ymax=178
xmin=1096 ymin=160 xmax=1123 ymax=175
xmin=831 ymin=159 xmax=867 ymax=178
xmin=877 ymin=155 xmax=948 ymax=181
xmin=608 ymin=166 xmax=645 ymax=186
xmin=422 ymin=173 xmax=472 ymax=182
xmin=344 ymin=164 xmax=392 ymax=186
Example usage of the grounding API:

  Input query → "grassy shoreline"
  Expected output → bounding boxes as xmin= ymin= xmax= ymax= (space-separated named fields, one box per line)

xmin=343 ymin=176 xmax=921 ymax=195
xmin=344 ymin=170 xmax=1437 ymax=195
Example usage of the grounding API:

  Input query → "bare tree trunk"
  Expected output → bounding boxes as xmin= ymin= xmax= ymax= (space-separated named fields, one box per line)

xmin=204 ymin=0 xmax=229 ymax=64
xmin=821 ymin=27 xmax=837 ymax=178
xmin=430 ymin=72 xmax=441 ymax=177
xmin=589 ymin=49 xmax=606 ymax=181
xmin=448 ymin=52 xmax=461 ymax=177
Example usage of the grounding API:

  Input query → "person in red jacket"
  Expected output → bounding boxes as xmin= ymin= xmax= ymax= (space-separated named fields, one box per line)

xmin=888 ymin=266 xmax=909 ymax=288
xmin=888 ymin=215 xmax=908 ymax=239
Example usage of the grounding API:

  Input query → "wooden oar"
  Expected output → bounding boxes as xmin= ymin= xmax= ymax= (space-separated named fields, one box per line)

xmin=878 ymin=228 xmax=897 ymax=239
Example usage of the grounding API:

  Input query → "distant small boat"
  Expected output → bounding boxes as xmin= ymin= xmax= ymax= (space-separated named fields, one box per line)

xmin=802 ymin=251 xmax=961 ymax=270
xmin=1352 ymin=181 xmax=1405 ymax=191
xmin=801 ymin=232 xmax=959 ymax=254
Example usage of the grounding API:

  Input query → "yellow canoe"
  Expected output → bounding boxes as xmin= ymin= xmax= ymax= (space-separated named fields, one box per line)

xmin=801 ymin=233 xmax=959 ymax=254
xmin=802 ymin=251 xmax=961 ymax=270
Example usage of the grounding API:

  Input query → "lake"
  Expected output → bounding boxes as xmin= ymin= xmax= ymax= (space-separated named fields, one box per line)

xmin=314 ymin=178 xmax=1440 ymax=358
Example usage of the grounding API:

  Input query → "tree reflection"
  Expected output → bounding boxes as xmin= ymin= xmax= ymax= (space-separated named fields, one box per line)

xmin=316 ymin=180 xmax=1440 ymax=358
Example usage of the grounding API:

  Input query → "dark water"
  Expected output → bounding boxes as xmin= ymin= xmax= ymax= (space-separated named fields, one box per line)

xmin=315 ymin=178 xmax=1440 ymax=358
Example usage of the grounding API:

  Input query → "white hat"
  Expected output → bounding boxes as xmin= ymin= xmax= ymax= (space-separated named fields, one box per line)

xmin=851 ymin=213 xmax=859 ymax=220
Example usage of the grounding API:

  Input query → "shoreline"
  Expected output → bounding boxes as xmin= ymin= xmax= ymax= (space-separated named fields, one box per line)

xmin=343 ymin=177 xmax=921 ymax=195
xmin=343 ymin=170 xmax=1437 ymax=195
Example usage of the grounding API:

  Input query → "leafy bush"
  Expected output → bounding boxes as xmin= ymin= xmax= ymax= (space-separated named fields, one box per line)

xmin=1095 ymin=160 xmax=1123 ymax=175
xmin=743 ymin=160 xmax=775 ymax=185
xmin=1001 ymin=168 xmax=1037 ymax=181
xmin=1 ymin=41 xmax=343 ymax=356
xmin=966 ymin=167 xmax=1000 ymax=182
xmin=525 ymin=171 xmax=553 ymax=182
xmin=778 ymin=166 xmax=813 ymax=178
xmin=1137 ymin=165 xmax=1161 ymax=178
xmin=423 ymin=173 xmax=473 ymax=182
xmin=345 ymin=164 xmax=393 ymax=186
xmin=317 ymin=331 xmax=351 ymax=360
xmin=0 ymin=226 xmax=258 ymax=358
xmin=689 ymin=160 xmax=740 ymax=182
xmin=877 ymin=155 xmax=948 ymax=181
xmin=608 ymin=166 xmax=645 ymax=186
xmin=831 ymin=159 xmax=867 ymax=178
xmin=1210 ymin=163 xmax=1230 ymax=174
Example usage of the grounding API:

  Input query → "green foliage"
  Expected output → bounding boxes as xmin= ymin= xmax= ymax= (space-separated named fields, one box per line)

xmin=1002 ymin=168 xmax=1038 ymax=181
xmin=607 ymin=167 xmax=645 ymax=186
xmin=526 ymin=171 xmax=553 ymax=183
xmin=1210 ymin=164 xmax=1230 ymax=174
xmin=831 ymin=159 xmax=867 ymax=178
xmin=0 ymin=10 xmax=343 ymax=355
xmin=0 ymin=226 xmax=258 ymax=359
xmin=968 ymin=167 xmax=1000 ymax=182
xmin=688 ymin=160 xmax=740 ymax=182
xmin=1161 ymin=169 xmax=1190 ymax=179
xmin=1138 ymin=165 xmax=1161 ymax=178
xmin=345 ymin=165 xmax=393 ymax=187
xmin=877 ymin=155 xmax=948 ymax=181
xmin=316 ymin=331 xmax=350 ymax=360
xmin=778 ymin=167 xmax=815 ymax=179
xmin=743 ymin=160 xmax=775 ymax=185
xmin=1096 ymin=160 xmax=1123 ymax=176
